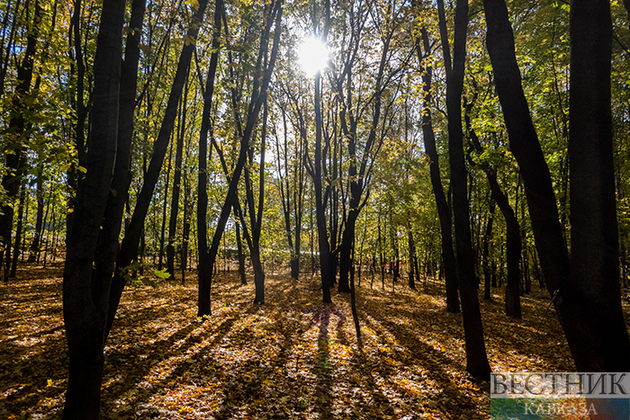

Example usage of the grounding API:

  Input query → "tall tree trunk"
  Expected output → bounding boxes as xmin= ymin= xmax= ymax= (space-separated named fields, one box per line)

xmin=196 ymin=0 xmax=223 ymax=316
xmin=466 ymin=101 xmax=521 ymax=317
xmin=167 ymin=77 xmax=188 ymax=278
xmin=158 ymin=141 xmax=172 ymax=270
xmin=439 ymin=0 xmax=491 ymax=381
xmin=311 ymin=71 xmax=334 ymax=303
xmin=235 ymin=221 xmax=247 ymax=285
xmin=62 ymin=0 xmax=126 ymax=415
xmin=181 ymin=171 xmax=192 ymax=284
xmin=414 ymin=24 xmax=460 ymax=313
xmin=106 ymin=0 xmax=208 ymax=333
xmin=483 ymin=0 xmax=630 ymax=371
xmin=567 ymin=0 xmax=630 ymax=369
xmin=481 ymin=202 xmax=495 ymax=301
xmin=407 ymin=220 xmax=416 ymax=290
xmin=243 ymin=96 xmax=268 ymax=304
xmin=10 ymin=186 xmax=26 ymax=276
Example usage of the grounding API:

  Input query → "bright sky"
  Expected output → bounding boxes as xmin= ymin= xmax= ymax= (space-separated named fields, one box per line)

xmin=297 ymin=36 xmax=330 ymax=77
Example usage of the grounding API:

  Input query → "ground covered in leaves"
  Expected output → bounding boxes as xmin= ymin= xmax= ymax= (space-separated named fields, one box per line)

xmin=3 ymin=264 xmax=623 ymax=419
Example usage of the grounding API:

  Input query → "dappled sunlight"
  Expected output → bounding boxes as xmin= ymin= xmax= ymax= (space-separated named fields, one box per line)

xmin=2 ymin=266 xmax=619 ymax=419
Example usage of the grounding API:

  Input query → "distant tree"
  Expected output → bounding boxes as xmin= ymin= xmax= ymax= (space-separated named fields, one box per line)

xmin=198 ymin=0 xmax=283 ymax=314
xmin=1 ymin=0 xmax=43 ymax=281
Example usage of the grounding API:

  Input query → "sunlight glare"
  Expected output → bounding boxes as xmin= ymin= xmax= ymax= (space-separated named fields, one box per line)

xmin=297 ymin=36 xmax=329 ymax=77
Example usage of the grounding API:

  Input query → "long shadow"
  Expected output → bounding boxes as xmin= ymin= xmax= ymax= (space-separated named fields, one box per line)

xmin=208 ymin=282 xmax=310 ymax=419
xmin=0 ymin=332 xmax=68 ymax=417
xmin=313 ymin=306 xmax=332 ymax=419
xmin=114 ymin=304 xmax=260 ymax=419
xmin=299 ymin=304 xmax=348 ymax=418
xmin=101 ymin=313 xmax=242 ymax=416
xmin=362 ymin=309 xmax=484 ymax=417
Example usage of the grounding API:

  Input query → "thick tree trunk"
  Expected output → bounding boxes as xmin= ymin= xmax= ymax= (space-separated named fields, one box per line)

xmin=483 ymin=0 xmax=630 ymax=371
xmin=94 ymin=0 xmax=146 ymax=318
xmin=439 ymin=0 xmax=491 ymax=381
xmin=62 ymin=0 xmax=126 ymax=416
xmin=106 ymin=0 xmax=208 ymax=331
xmin=567 ymin=0 xmax=630 ymax=369
xmin=338 ymin=209 xmax=359 ymax=293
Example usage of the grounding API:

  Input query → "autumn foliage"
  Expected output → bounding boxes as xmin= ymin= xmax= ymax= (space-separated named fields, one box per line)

xmin=1 ymin=264 xmax=613 ymax=419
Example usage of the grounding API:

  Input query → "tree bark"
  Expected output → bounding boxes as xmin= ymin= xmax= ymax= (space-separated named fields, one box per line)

xmin=567 ymin=0 xmax=630 ymax=370
xmin=62 ymin=0 xmax=126 ymax=416
xmin=483 ymin=0 xmax=630 ymax=371
xmin=439 ymin=0 xmax=491 ymax=381
xmin=106 ymin=0 xmax=208 ymax=332
xmin=415 ymin=25 xmax=460 ymax=313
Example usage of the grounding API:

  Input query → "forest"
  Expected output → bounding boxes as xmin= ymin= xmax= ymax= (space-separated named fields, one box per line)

xmin=1 ymin=0 xmax=630 ymax=417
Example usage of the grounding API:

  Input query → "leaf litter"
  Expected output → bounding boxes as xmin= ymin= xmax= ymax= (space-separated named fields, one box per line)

xmin=2 ymin=264 xmax=628 ymax=419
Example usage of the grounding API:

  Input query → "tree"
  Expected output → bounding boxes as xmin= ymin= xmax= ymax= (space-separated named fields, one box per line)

xmin=465 ymin=98 xmax=522 ymax=318
xmin=483 ymin=0 xmax=630 ymax=371
xmin=198 ymin=0 xmax=283 ymax=314
xmin=197 ymin=0 xmax=224 ymax=314
xmin=62 ymin=0 xmax=127 ymax=416
xmin=413 ymin=20 xmax=460 ymax=313
xmin=272 ymin=88 xmax=306 ymax=280
xmin=107 ymin=0 xmax=209 ymax=332
xmin=335 ymin=0 xmax=410 ymax=294
xmin=1 ymin=0 xmax=44 ymax=281
xmin=438 ymin=0 xmax=491 ymax=381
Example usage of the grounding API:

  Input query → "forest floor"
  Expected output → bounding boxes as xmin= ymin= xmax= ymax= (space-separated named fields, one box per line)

xmin=2 ymin=264 xmax=626 ymax=419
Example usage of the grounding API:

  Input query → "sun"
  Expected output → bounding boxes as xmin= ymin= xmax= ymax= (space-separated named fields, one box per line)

xmin=297 ymin=36 xmax=330 ymax=77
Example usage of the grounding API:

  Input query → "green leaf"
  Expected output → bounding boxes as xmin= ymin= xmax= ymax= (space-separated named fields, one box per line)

xmin=154 ymin=268 xmax=171 ymax=280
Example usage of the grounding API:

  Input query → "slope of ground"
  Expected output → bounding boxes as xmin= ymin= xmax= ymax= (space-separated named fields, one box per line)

xmin=1 ymin=264 xmax=605 ymax=419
